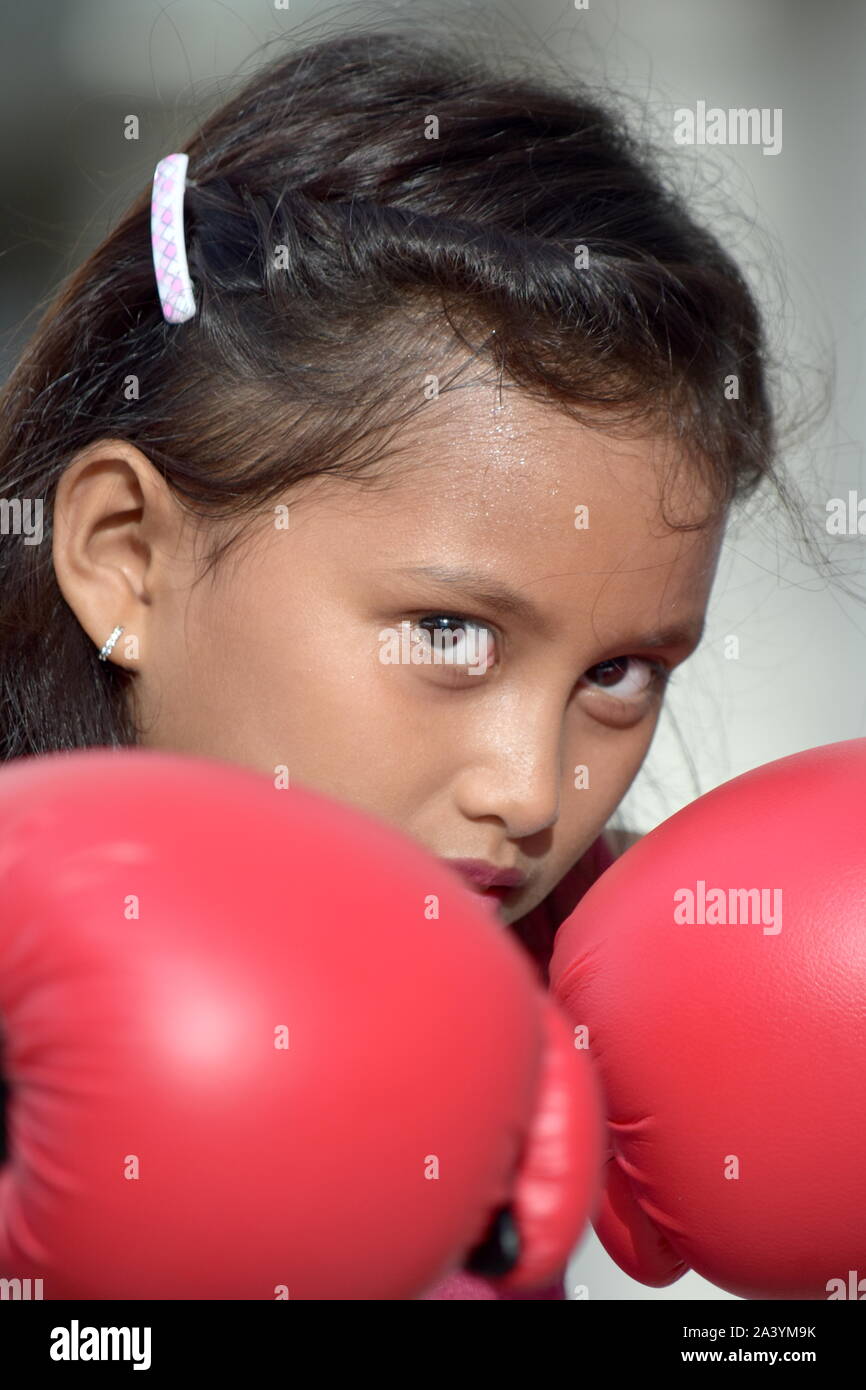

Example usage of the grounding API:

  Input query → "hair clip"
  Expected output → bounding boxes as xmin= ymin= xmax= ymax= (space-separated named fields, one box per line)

xmin=150 ymin=152 xmax=196 ymax=324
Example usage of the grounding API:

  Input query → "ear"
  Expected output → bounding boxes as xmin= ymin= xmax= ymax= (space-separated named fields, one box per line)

xmin=52 ymin=439 xmax=191 ymax=669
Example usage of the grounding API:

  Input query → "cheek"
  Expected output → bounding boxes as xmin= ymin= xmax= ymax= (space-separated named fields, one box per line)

xmin=561 ymin=717 xmax=658 ymax=823
xmin=230 ymin=610 xmax=420 ymax=802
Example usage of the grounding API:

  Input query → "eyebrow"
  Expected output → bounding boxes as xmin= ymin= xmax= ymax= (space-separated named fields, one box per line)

xmin=381 ymin=562 xmax=706 ymax=651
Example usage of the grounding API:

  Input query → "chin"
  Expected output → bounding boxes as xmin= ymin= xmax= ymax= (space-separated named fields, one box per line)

xmin=484 ymin=885 xmax=532 ymax=926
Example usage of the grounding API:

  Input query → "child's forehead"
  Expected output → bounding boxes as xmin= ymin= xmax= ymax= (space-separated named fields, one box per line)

xmin=279 ymin=387 xmax=723 ymax=647
xmin=357 ymin=383 xmax=721 ymax=535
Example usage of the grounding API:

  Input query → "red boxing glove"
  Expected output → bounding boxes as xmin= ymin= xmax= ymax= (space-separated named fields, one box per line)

xmin=550 ymin=739 xmax=866 ymax=1300
xmin=465 ymin=995 xmax=603 ymax=1294
xmin=0 ymin=749 xmax=600 ymax=1299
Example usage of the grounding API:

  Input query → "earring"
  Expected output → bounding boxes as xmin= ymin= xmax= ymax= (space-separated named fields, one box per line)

xmin=98 ymin=625 xmax=124 ymax=662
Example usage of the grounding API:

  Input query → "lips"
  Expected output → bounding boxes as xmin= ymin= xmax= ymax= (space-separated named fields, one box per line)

xmin=441 ymin=858 xmax=527 ymax=892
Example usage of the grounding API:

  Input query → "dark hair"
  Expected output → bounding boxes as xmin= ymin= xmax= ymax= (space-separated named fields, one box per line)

xmin=0 ymin=23 xmax=802 ymax=759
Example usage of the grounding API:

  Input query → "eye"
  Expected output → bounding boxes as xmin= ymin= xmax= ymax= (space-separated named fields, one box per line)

xmin=413 ymin=613 xmax=497 ymax=674
xmin=579 ymin=655 xmax=669 ymax=701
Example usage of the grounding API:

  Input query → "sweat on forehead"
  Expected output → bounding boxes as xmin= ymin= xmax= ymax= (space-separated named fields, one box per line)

xmin=272 ymin=388 xmax=722 ymax=662
xmin=335 ymin=382 xmax=723 ymax=538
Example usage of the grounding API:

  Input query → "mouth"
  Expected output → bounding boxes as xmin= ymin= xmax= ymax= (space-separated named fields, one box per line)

xmin=439 ymin=858 xmax=527 ymax=903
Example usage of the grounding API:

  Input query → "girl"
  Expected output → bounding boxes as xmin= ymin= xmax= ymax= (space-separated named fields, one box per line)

xmin=0 ymin=25 xmax=796 ymax=1298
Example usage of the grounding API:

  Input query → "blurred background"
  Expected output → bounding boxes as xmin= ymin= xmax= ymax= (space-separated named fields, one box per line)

xmin=1 ymin=0 xmax=863 ymax=1300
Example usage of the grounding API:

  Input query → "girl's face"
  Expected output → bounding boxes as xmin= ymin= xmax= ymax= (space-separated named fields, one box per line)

xmin=56 ymin=386 xmax=724 ymax=925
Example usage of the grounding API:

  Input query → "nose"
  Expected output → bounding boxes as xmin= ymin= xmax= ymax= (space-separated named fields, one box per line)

xmin=453 ymin=698 xmax=563 ymax=840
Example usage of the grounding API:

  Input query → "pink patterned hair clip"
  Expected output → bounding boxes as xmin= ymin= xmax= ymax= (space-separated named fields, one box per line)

xmin=150 ymin=152 xmax=196 ymax=324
